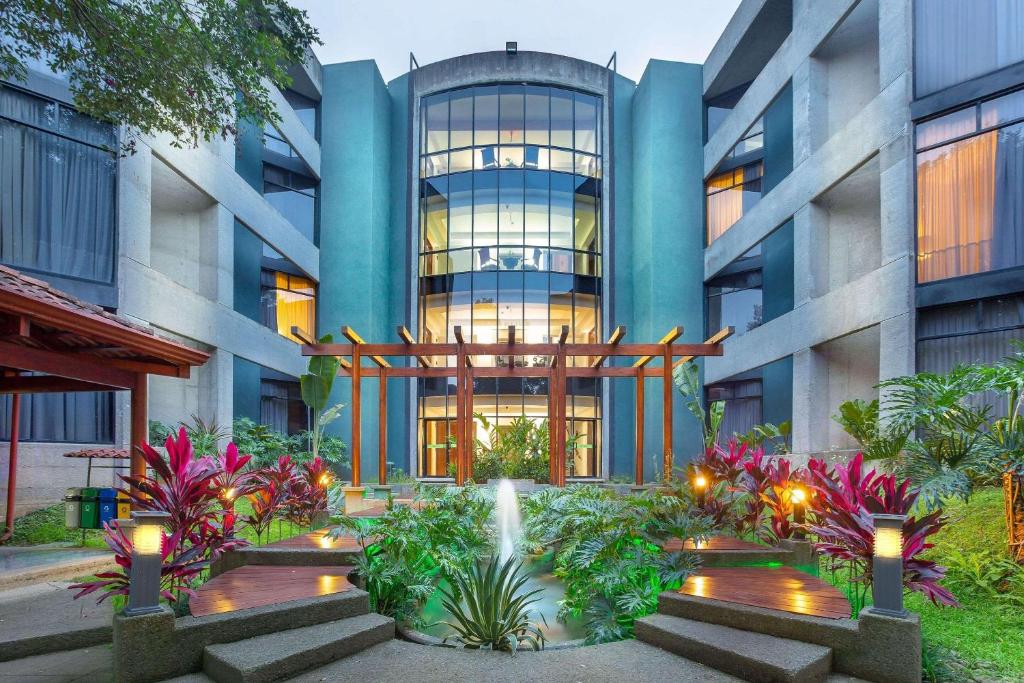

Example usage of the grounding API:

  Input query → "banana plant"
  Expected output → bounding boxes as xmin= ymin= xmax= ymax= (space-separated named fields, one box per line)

xmin=672 ymin=361 xmax=724 ymax=451
xmin=300 ymin=333 xmax=346 ymax=463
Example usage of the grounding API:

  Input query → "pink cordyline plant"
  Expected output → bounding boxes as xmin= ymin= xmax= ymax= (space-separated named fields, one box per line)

xmin=212 ymin=442 xmax=258 ymax=510
xmin=805 ymin=453 xmax=958 ymax=607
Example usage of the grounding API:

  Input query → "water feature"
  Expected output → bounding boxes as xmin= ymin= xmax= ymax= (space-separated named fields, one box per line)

xmin=494 ymin=479 xmax=522 ymax=564
xmin=418 ymin=479 xmax=586 ymax=644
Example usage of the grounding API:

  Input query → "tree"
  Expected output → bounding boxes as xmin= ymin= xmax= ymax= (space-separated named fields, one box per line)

xmin=0 ymin=0 xmax=319 ymax=152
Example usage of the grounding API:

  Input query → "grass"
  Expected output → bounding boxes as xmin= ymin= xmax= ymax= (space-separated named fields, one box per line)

xmin=9 ymin=497 xmax=313 ymax=550
xmin=821 ymin=487 xmax=1024 ymax=682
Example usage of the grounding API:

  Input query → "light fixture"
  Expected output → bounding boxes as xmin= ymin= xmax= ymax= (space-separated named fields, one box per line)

xmin=693 ymin=473 xmax=708 ymax=507
xmin=871 ymin=513 xmax=907 ymax=617
xmin=791 ymin=487 xmax=807 ymax=538
xmin=124 ymin=511 xmax=170 ymax=616
xmin=506 ymin=41 xmax=518 ymax=56
xmin=222 ymin=487 xmax=236 ymax=502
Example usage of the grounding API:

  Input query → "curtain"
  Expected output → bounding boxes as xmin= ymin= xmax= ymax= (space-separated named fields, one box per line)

xmin=0 ymin=392 xmax=114 ymax=443
xmin=259 ymin=381 xmax=290 ymax=434
xmin=706 ymin=168 xmax=745 ymax=244
xmin=0 ymin=87 xmax=115 ymax=283
xmin=915 ymin=0 xmax=1024 ymax=96
xmin=916 ymin=132 xmax=998 ymax=282
xmin=992 ymin=124 xmax=1024 ymax=270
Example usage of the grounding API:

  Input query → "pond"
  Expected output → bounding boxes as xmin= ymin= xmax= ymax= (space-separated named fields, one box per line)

xmin=417 ymin=553 xmax=588 ymax=645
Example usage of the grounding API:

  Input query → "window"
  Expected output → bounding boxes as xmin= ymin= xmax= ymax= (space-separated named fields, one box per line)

xmin=914 ymin=0 xmax=1024 ymax=97
xmin=705 ymin=161 xmax=763 ymax=244
xmin=260 ymin=270 xmax=316 ymax=342
xmin=0 ymin=85 xmax=116 ymax=285
xmin=915 ymin=89 xmax=1024 ymax=283
xmin=706 ymin=379 xmax=762 ymax=444
xmin=917 ymin=294 xmax=1024 ymax=412
xmin=263 ymin=164 xmax=317 ymax=243
xmin=1 ymin=391 xmax=114 ymax=444
xmin=706 ymin=260 xmax=763 ymax=338
xmin=260 ymin=379 xmax=306 ymax=435
xmin=282 ymin=89 xmax=318 ymax=139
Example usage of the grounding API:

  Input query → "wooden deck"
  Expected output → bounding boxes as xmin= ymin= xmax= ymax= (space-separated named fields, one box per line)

xmin=265 ymin=528 xmax=363 ymax=551
xmin=189 ymin=565 xmax=354 ymax=617
xmin=662 ymin=536 xmax=767 ymax=552
xmin=679 ymin=566 xmax=850 ymax=619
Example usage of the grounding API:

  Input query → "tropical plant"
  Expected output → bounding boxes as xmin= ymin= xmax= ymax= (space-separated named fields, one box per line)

xmin=212 ymin=442 xmax=257 ymax=510
xmin=520 ymin=485 xmax=708 ymax=643
xmin=471 ymin=414 xmax=550 ymax=484
xmin=737 ymin=421 xmax=792 ymax=454
xmin=805 ymin=453 xmax=958 ymax=608
xmin=672 ymin=361 xmax=724 ymax=450
xmin=436 ymin=555 xmax=546 ymax=652
xmin=180 ymin=414 xmax=230 ymax=457
xmin=880 ymin=367 xmax=994 ymax=508
xmin=1 ymin=0 xmax=320 ymax=153
xmin=832 ymin=398 xmax=910 ymax=461
xmin=284 ymin=456 xmax=331 ymax=527
xmin=230 ymin=418 xmax=294 ymax=468
xmin=300 ymin=334 xmax=346 ymax=465
xmin=244 ymin=483 xmax=285 ymax=544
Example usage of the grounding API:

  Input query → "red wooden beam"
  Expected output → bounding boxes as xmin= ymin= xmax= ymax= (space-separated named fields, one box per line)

xmin=351 ymin=342 xmax=362 ymax=488
xmin=0 ymin=376 xmax=114 ymax=394
xmin=0 ymin=340 xmax=136 ymax=389
xmin=633 ymin=326 xmax=684 ymax=367
xmin=591 ymin=325 xmax=626 ymax=367
xmin=336 ymin=365 xmax=697 ymax=379
xmin=635 ymin=366 xmax=644 ymax=486
xmin=305 ymin=342 xmax=723 ymax=358
xmin=378 ymin=369 xmax=387 ymax=486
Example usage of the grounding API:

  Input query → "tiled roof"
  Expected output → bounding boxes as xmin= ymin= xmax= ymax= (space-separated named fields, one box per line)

xmin=63 ymin=448 xmax=130 ymax=460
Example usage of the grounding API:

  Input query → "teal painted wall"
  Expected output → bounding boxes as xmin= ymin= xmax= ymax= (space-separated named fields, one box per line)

xmin=233 ymin=356 xmax=261 ymax=423
xmin=630 ymin=60 xmax=705 ymax=479
xmin=762 ymin=354 xmax=793 ymax=444
xmin=608 ymin=72 xmax=637 ymax=478
xmin=319 ymin=60 xmax=395 ymax=484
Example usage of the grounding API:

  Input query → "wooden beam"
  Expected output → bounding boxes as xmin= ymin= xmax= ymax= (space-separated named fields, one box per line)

xmin=465 ymin=367 xmax=475 ymax=483
xmin=0 ymin=315 xmax=30 ymax=339
xmin=397 ymin=325 xmax=431 ymax=367
xmin=341 ymin=326 xmax=390 ymax=368
xmin=130 ymin=374 xmax=148 ymax=503
xmin=633 ymin=326 xmax=684 ymax=367
xmin=635 ymin=366 xmax=644 ymax=486
xmin=673 ymin=327 xmax=736 ymax=367
xmin=662 ymin=342 xmax=673 ymax=484
xmin=378 ymin=369 xmax=387 ymax=486
xmin=0 ymin=341 xmax=136 ymax=389
xmin=591 ymin=325 xmax=626 ymax=367
xmin=455 ymin=327 xmax=466 ymax=486
xmin=89 ymin=356 xmax=189 ymax=378
xmin=0 ymin=376 xmax=115 ymax=394
xmin=336 ymin=365 xmax=707 ymax=379
xmin=304 ymin=341 xmax=721 ymax=358
xmin=351 ymin=343 xmax=362 ymax=488
xmin=290 ymin=326 xmax=316 ymax=345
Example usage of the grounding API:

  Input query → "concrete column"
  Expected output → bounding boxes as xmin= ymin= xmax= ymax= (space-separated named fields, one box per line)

xmin=878 ymin=0 xmax=912 ymax=91
xmin=199 ymin=204 xmax=235 ymax=307
xmin=792 ymin=57 xmax=828 ymax=167
xmin=791 ymin=346 xmax=829 ymax=456
xmin=879 ymin=131 xmax=914 ymax=266
xmin=198 ymin=349 xmax=234 ymax=449
xmin=793 ymin=202 xmax=829 ymax=306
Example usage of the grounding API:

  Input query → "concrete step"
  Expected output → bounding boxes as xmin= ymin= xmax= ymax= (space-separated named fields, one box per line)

xmin=635 ymin=613 xmax=833 ymax=683
xmin=202 ymin=612 xmax=394 ymax=683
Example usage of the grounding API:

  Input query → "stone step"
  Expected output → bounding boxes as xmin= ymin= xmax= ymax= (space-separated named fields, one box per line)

xmin=635 ymin=613 xmax=833 ymax=683
xmin=202 ymin=612 xmax=394 ymax=683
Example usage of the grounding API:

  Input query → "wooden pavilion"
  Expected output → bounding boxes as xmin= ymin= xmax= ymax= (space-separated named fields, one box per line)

xmin=0 ymin=265 xmax=210 ymax=539
xmin=300 ymin=323 xmax=732 ymax=492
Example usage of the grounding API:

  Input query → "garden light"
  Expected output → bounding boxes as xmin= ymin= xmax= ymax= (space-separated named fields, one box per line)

xmin=222 ymin=487 xmax=236 ymax=502
xmin=693 ymin=473 xmax=708 ymax=507
xmin=871 ymin=513 xmax=907 ymax=617
xmin=694 ymin=475 xmax=708 ymax=490
xmin=319 ymin=474 xmax=331 ymax=487
xmin=124 ymin=511 xmax=170 ymax=616
xmin=791 ymin=487 xmax=807 ymax=538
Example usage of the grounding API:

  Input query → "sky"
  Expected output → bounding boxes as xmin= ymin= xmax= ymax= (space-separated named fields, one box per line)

xmin=289 ymin=0 xmax=742 ymax=84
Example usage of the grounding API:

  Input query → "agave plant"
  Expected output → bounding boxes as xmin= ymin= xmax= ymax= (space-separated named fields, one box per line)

xmin=437 ymin=555 xmax=546 ymax=653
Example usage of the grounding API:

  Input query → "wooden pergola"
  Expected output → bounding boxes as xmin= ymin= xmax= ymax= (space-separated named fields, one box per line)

xmin=0 ymin=266 xmax=210 ymax=538
xmin=300 ymin=323 xmax=732 ymax=488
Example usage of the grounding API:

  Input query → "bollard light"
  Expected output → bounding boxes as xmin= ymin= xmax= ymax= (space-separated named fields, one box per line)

xmin=871 ymin=513 xmax=907 ymax=617
xmin=124 ymin=511 xmax=170 ymax=616
xmin=693 ymin=473 xmax=708 ymax=507
xmin=791 ymin=487 xmax=807 ymax=539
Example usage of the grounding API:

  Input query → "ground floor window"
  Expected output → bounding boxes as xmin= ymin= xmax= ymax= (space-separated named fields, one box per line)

xmin=706 ymin=378 xmax=762 ymax=444
xmin=259 ymin=379 xmax=306 ymax=435
xmin=0 ymin=391 xmax=114 ymax=443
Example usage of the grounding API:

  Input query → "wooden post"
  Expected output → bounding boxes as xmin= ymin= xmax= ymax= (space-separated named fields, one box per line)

xmin=662 ymin=343 xmax=673 ymax=483
xmin=465 ymin=368 xmax=474 ymax=483
xmin=378 ymin=369 xmax=387 ymax=486
xmin=635 ymin=367 xmax=644 ymax=486
xmin=455 ymin=330 xmax=466 ymax=486
xmin=554 ymin=330 xmax=568 ymax=487
xmin=130 ymin=374 xmax=147 ymax=482
xmin=1 ymin=393 xmax=21 ymax=540
xmin=548 ymin=365 xmax=557 ymax=485
xmin=351 ymin=343 xmax=362 ymax=488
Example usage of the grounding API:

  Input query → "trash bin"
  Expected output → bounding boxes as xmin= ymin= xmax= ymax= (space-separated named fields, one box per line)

xmin=116 ymin=490 xmax=131 ymax=520
xmin=98 ymin=488 xmax=117 ymax=527
xmin=64 ymin=488 xmax=81 ymax=529
xmin=79 ymin=487 xmax=99 ymax=529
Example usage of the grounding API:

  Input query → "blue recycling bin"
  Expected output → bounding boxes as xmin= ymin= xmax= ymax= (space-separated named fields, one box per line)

xmin=97 ymin=488 xmax=118 ymax=527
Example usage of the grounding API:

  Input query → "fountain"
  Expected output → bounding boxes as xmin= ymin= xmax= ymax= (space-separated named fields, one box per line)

xmin=494 ymin=479 xmax=522 ymax=563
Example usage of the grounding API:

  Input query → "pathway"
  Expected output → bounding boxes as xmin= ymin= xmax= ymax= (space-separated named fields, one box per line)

xmin=189 ymin=566 xmax=354 ymax=617
xmin=680 ymin=565 xmax=851 ymax=619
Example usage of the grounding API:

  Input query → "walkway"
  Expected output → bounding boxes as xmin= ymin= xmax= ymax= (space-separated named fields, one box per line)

xmin=264 ymin=528 xmax=363 ymax=551
xmin=189 ymin=566 xmax=354 ymax=617
xmin=662 ymin=536 xmax=767 ymax=552
xmin=680 ymin=566 xmax=851 ymax=619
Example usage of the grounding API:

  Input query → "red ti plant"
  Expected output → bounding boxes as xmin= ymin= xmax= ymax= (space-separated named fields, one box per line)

xmin=212 ymin=442 xmax=257 ymax=511
xmin=757 ymin=457 xmax=807 ymax=544
xmin=245 ymin=483 xmax=285 ymax=544
xmin=700 ymin=441 xmax=749 ymax=487
xmin=285 ymin=456 xmax=331 ymax=527
xmin=737 ymin=446 xmax=773 ymax=540
xmin=69 ymin=522 xmax=208 ymax=604
xmin=805 ymin=453 xmax=958 ymax=607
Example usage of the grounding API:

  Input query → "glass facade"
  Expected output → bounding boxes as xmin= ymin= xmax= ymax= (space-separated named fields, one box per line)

xmin=416 ymin=84 xmax=603 ymax=479
xmin=914 ymin=0 xmax=1024 ymax=97
xmin=706 ymin=246 xmax=763 ymax=338
xmin=260 ymin=269 xmax=316 ymax=343
xmin=263 ymin=164 xmax=317 ymax=244
xmin=915 ymin=88 xmax=1024 ymax=283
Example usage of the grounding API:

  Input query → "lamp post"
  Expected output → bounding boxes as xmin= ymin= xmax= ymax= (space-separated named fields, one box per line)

xmin=791 ymin=487 xmax=806 ymax=539
xmin=124 ymin=511 xmax=170 ymax=616
xmin=871 ymin=513 xmax=907 ymax=617
xmin=693 ymin=473 xmax=708 ymax=507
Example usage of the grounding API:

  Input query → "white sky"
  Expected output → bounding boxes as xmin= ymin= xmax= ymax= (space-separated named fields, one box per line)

xmin=290 ymin=0 xmax=742 ymax=84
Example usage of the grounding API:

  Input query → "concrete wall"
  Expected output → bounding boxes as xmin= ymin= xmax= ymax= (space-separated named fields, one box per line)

xmin=630 ymin=60 xmax=706 ymax=477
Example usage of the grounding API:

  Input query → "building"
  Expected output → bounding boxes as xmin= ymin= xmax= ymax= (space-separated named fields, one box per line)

xmin=3 ymin=0 xmax=1023 ymax=509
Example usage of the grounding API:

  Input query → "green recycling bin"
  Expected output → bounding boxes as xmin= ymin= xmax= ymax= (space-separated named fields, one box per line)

xmin=79 ymin=487 xmax=99 ymax=529
xmin=64 ymin=488 xmax=81 ymax=529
